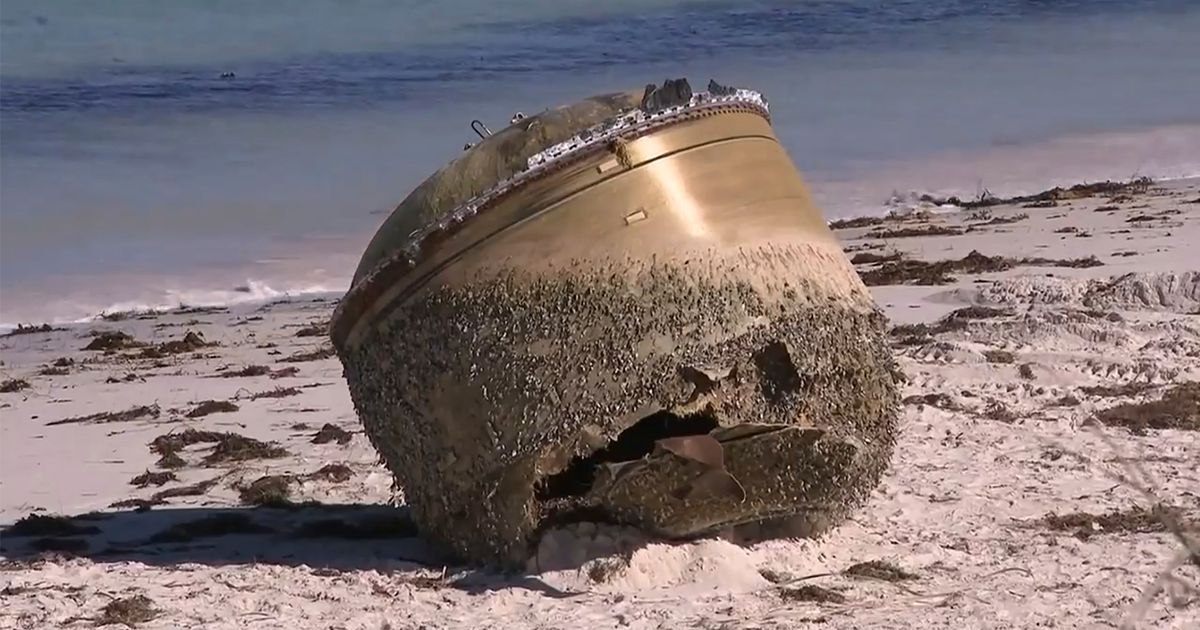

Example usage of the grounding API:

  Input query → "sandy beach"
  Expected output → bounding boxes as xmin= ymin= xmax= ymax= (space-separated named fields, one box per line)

xmin=2 ymin=178 xmax=1197 ymax=629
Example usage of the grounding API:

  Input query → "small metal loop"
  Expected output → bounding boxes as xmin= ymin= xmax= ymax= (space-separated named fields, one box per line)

xmin=510 ymin=111 xmax=526 ymax=124
xmin=470 ymin=120 xmax=492 ymax=139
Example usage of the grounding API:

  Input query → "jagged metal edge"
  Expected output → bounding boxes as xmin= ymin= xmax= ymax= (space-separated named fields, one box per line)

xmin=400 ymin=89 xmax=769 ymax=261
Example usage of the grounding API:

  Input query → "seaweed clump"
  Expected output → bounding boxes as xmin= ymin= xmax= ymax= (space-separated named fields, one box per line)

xmin=859 ymin=250 xmax=1101 ymax=286
xmin=1092 ymin=382 xmax=1199 ymax=434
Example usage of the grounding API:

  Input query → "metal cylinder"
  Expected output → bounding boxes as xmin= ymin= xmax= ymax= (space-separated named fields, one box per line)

xmin=331 ymin=83 xmax=899 ymax=567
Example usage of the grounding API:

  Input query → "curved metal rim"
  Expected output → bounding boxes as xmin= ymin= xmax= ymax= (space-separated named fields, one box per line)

xmin=331 ymin=101 xmax=771 ymax=350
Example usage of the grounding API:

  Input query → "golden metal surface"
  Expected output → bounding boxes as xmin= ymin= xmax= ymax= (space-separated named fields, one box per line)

xmin=338 ymin=110 xmax=855 ymax=350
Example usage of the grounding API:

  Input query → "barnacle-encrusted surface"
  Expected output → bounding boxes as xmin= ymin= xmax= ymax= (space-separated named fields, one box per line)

xmin=339 ymin=244 xmax=898 ymax=566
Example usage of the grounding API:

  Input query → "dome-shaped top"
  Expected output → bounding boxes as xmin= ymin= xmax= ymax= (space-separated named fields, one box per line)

xmin=351 ymin=89 xmax=643 ymax=285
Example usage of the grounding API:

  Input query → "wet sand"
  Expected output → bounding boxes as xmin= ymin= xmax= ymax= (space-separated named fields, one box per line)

xmin=1 ymin=178 xmax=1197 ymax=629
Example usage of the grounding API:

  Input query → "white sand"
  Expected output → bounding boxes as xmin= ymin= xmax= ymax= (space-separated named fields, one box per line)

xmin=2 ymin=179 xmax=1198 ymax=629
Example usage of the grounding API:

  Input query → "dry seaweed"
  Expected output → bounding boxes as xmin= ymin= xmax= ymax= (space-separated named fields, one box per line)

xmin=150 ymin=478 xmax=219 ymax=502
xmin=779 ymin=584 xmax=847 ymax=604
xmin=150 ymin=429 xmax=288 ymax=465
xmin=130 ymin=471 xmax=177 ymax=488
xmin=981 ymin=400 xmax=1018 ymax=423
xmin=850 ymin=251 xmax=903 ymax=264
xmin=1018 ymin=363 xmax=1036 ymax=380
xmin=138 ymin=331 xmax=215 ymax=359
xmin=984 ymin=350 xmax=1016 ymax=364
xmin=47 ymin=404 xmax=160 ymax=426
xmin=295 ymin=323 xmax=326 ymax=338
xmin=587 ymin=556 xmax=631 ymax=583
xmin=2 ymin=323 xmax=63 ymax=337
xmin=828 ymin=216 xmax=885 ymax=230
xmin=968 ymin=213 xmax=1029 ymax=228
xmin=219 ymin=365 xmax=271 ymax=378
xmin=238 ymin=475 xmax=295 ymax=507
xmin=0 ymin=379 xmax=30 ymax=393
xmin=311 ymin=423 xmax=353 ymax=445
xmin=1053 ymin=395 xmax=1081 ymax=407
xmin=937 ymin=177 xmax=1153 ymax=209
xmin=843 ymin=560 xmax=917 ymax=582
xmin=902 ymin=393 xmax=958 ymax=410
xmin=83 ymin=331 xmax=140 ymax=351
xmin=270 ymin=366 xmax=301 ymax=377
xmin=155 ymin=452 xmax=187 ymax=469
xmin=97 ymin=595 xmax=158 ymax=627
xmin=202 ymin=434 xmax=289 ymax=465
xmin=868 ymin=224 xmax=963 ymax=239
xmin=246 ymin=386 xmax=302 ymax=401
xmin=185 ymin=400 xmax=239 ymax=418
xmin=148 ymin=513 xmax=270 ymax=544
xmin=1092 ymin=382 xmax=1199 ymax=433
xmin=279 ymin=347 xmax=336 ymax=363
xmin=861 ymin=250 xmax=1102 ymax=286
xmin=3 ymin=514 xmax=100 ymax=537
xmin=1038 ymin=505 xmax=1173 ymax=540
xmin=308 ymin=463 xmax=354 ymax=483
xmin=38 ymin=365 xmax=70 ymax=376
xmin=1080 ymin=383 xmax=1155 ymax=398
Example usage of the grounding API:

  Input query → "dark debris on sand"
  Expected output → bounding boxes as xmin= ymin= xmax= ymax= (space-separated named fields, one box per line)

xmin=849 ymin=251 xmax=903 ymax=265
xmin=278 ymin=347 xmax=336 ymax=363
xmin=311 ymin=423 xmax=353 ymax=445
xmin=130 ymin=470 xmax=178 ymax=488
xmin=112 ymin=478 xmax=220 ymax=510
xmin=0 ymin=379 xmax=30 ymax=393
xmin=1080 ymin=382 xmax=1155 ymax=398
xmin=828 ymin=216 xmax=885 ymax=230
xmin=308 ymin=463 xmax=354 ymax=483
xmin=1037 ymin=505 xmax=1176 ymax=540
xmin=149 ymin=429 xmax=289 ymax=467
xmin=219 ymin=365 xmax=271 ymax=378
xmin=984 ymin=349 xmax=1016 ymax=364
xmin=138 ymin=331 xmax=215 ymax=359
xmin=246 ymin=386 xmax=302 ymax=401
xmin=888 ymin=305 xmax=1013 ymax=344
xmin=47 ymin=404 xmax=161 ymax=426
xmin=238 ymin=475 xmax=295 ymax=508
xmin=779 ymin=584 xmax=847 ymax=604
xmin=860 ymin=250 xmax=1101 ymax=286
xmin=844 ymin=560 xmax=918 ymax=582
xmin=185 ymin=400 xmax=239 ymax=418
xmin=868 ymin=224 xmax=963 ymax=239
xmin=2 ymin=323 xmax=63 ymax=338
xmin=83 ymin=331 xmax=141 ymax=352
xmin=1091 ymin=382 xmax=1199 ymax=434
xmin=902 ymin=393 xmax=960 ymax=411
xmin=294 ymin=323 xmax=326 ymax=338
xmin=97 ymin=595 xmax=159 ymax=627
xmin=932 ymin=177 xmax=1154 ymax=210
xmin=967 ymin=213 xmax=1029 ymax=230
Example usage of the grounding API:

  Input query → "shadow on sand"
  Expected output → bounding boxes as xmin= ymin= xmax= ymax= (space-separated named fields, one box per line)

xmin=0 ymin=504 xmax=587 ymax=597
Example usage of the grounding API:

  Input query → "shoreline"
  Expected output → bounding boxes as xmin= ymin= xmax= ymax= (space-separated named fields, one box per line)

xmin=1 ymin=176 xmax=1197 ymax=629
xmin=4 ymin=172 xmax=1197 ymax=332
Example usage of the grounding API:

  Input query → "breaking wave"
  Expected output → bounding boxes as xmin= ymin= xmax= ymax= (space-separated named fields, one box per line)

xmin=0 ymin=279 xmax=342 ymax=334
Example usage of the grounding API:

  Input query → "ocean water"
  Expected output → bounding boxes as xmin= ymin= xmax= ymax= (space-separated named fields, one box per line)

xmin=2 ymin=0 xmax=1198 ymax=325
